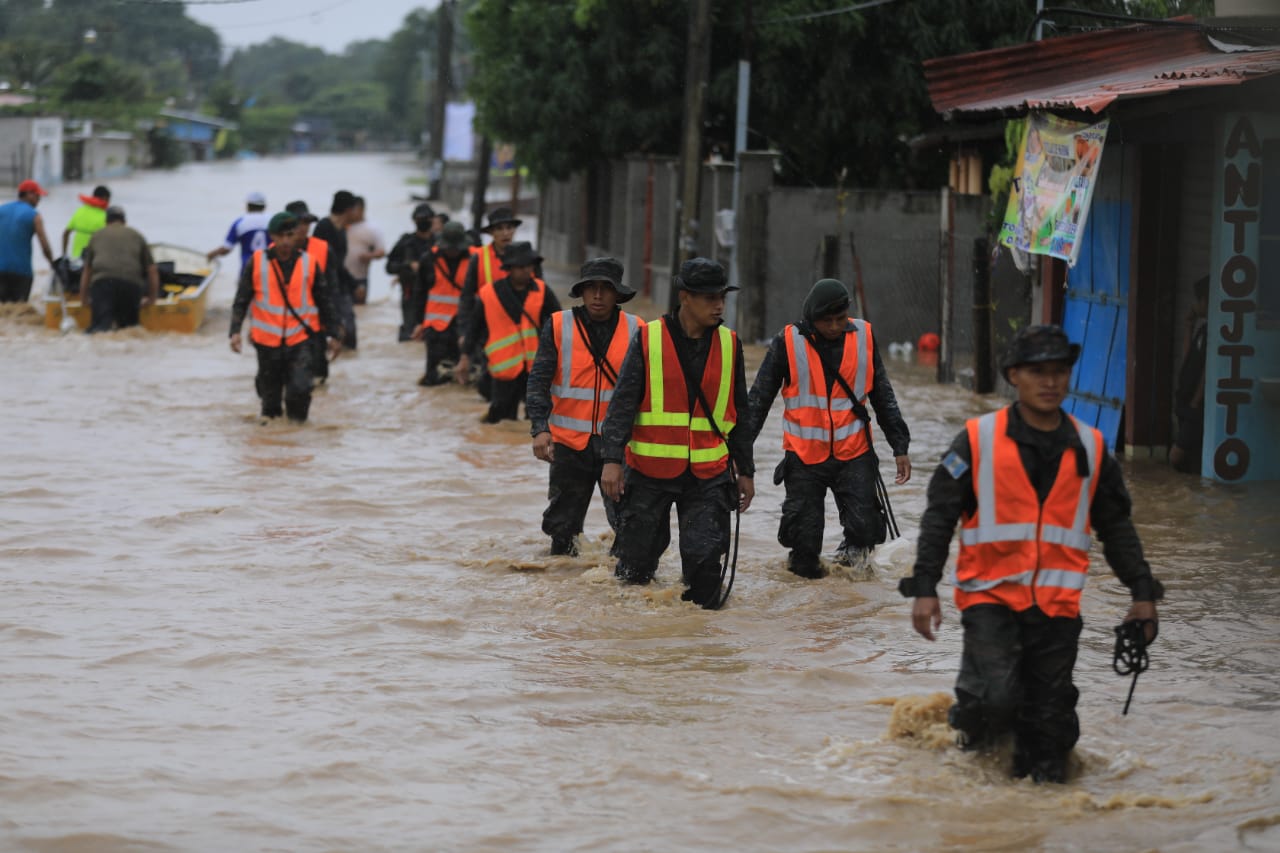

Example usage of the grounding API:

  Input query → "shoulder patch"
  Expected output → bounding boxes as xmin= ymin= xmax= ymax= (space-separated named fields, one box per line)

xmin=942 ymin=451 xmax=969 ymax=480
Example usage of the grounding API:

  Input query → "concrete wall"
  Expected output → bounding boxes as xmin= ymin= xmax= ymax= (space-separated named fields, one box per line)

xmin=538 ymin=156 xmax=991 ymax=364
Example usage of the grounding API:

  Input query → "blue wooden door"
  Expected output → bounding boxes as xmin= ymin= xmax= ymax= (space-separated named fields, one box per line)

xmin=1061 ymin=199 xmax=1130 ymax=449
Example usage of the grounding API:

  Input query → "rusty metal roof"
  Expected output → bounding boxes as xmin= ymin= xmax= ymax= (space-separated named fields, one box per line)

xmin=925 ymin=24 xmax=1280 ymax=117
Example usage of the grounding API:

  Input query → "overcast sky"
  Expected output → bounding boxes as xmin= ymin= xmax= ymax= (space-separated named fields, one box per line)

xmin=186 ymin=0 xmax=437 ymax=55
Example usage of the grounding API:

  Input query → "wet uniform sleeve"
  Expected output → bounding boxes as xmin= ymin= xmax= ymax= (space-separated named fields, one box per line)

xmin=385 ymin=234 xmax=411 ymax=279
xmin=728 ymin=340 xmax=755 ymax=478
xmin=899 ymin=429 xmax=974 ymax=598
xmin=526 ymin=320 xmax=558 ymax=437
xmin=868 ymin=340 xmax=911 ymax=458
xmin=1091 ymin=453 xmax=1164 ymax=602
xmin=463 ymin=284 xmax=486 ymax=354
xmin=600 ymin=328 xmax=646 ymax=464
xmin=743 ymin=332 xmax=789 ymax=448
xmin=229 ymin=260 xmax=256 ymax=337
xmin=311 ymin=258 xmax=341 ymax=336
xmin=457 ymin=263 xmax=479 ymax=346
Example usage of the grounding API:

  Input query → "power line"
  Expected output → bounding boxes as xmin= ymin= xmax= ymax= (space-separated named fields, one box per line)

xmin=186 ymin=0 xmax=359 ymax=31
xmin=763 ymin=0 xmax=897 ymax=24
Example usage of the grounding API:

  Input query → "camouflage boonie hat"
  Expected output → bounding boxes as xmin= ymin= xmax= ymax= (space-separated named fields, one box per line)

xmin=1001 ymin=324 xmax=1081 ymax=377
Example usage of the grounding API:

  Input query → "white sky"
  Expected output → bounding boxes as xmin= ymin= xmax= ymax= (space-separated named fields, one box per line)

xmin=185 ymin=0 xmax=438 ymax=55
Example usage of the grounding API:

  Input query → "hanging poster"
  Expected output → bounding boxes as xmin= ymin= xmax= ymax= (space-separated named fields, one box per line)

xmin=998 ymin=113 xmax=1109 ymax=266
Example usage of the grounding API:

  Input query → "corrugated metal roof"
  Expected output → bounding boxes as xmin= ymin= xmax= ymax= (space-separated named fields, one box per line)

xmin=925 ymin=25 xmax=1280 ymax=117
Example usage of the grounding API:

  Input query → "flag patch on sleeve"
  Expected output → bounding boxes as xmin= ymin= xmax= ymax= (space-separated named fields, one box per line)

xmin=942 ymin=451 xmax=969 ymax=479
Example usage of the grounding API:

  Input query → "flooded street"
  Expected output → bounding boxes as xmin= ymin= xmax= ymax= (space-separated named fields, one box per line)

xmin=2 ymin=153 xmax=1278 ymax=852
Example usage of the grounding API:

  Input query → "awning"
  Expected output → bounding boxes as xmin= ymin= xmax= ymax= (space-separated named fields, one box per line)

xmin=925 ymin=24 xmax=1280 ymax=118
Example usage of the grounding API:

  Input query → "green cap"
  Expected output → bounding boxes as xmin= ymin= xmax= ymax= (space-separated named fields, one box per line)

xmin=267 ymin=211 xmax=299 ymax=235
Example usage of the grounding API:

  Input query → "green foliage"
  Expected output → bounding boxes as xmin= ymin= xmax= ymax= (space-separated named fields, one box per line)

xmin=987 ymin=119 xmax=1025 ymax=231
xmin=238 ymin=105 xmax=299 ymax=155
xmin=467 ymin=0 xmax=685 ymax=183
xmin=50 ymin=53 xmax=149 ymax=104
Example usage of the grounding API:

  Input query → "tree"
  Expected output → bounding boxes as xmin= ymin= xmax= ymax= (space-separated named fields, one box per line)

xmin=467 ymin=0 xmax=686 ymax=183
xmin=466 ymin=0 xmax=1220 ymax=189
xmin=49 ymin=53 xmax=148 ymax=104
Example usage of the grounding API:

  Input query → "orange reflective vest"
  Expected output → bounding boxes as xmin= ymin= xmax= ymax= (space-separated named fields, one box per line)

xmin=306 ymin=236 xmax=329 ymax=272
xmin=549 ymin=309 xmax=640 ymax=450
xmin=954 ymin=407 xmax=1104 ymax=618
xmin=781 ymin=320 xmax=874 ymax=463
xmin=248 ymin=249 xmax=320 ymax=347
xmin=480 ymin=278 xmax=546 ymax=381
xmin=625 ymin=319 xmax=737 ymax=479
xmin=472 ymin=244 xmax=502 ymax=292
xmin=423 ymin=251 xmax=471 ymax=332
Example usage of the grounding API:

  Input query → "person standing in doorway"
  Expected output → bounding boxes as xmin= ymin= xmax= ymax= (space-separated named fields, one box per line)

xmin=229 ymin=212 xmax=342 ymax=423
xmin=1170 ymin=276 xmax=1209 ymax=475
xmin=745 ymin=278 xmax=911 ymax=578
xmin=0 ymin=179 xmax=55 ymax=303
xmin=599 ymin=258 xmax=756 ymax=609
xmin=207 ymin=191 xmax=271 ymax=272
xmin=526 ymin=257 xmax=640 ymax=556
xmin=899 ymin=324 xmax=1162 ymax=784
xmin=79 ymin=206 xmax=159 ymax=333
xmin=454 ymin=241 xmax=560 ymax=423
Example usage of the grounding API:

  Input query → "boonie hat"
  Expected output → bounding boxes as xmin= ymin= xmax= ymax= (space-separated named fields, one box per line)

xmin=482 ymin=206 xmax=523 ymax=233
xmin=412 ymin=202 xmax=436 ymax=221
xmin=675 ymin=257 xmax=736 ymax=294
xmin=437 ymin=221 xmax=470 ymax=251
xmin=1001 ymin=324 xmax=1081 ymax=379
xmin=501 ymin=241 xmax=542 ymax=269
xmin=285 ymin=200 xmax=318 ymax=222
xmin=18 ymin=179 xmax=47 ymax=197
xmin=246 ymin=190 xmax=267 ymax=206
xmin=570 ymin=257 xmax=635 ymax=303
xmin=267 ymin=211 xmax=299 ymax=234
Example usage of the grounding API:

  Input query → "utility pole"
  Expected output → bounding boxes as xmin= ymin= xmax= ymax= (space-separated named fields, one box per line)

xmin=725 ymin=0 xmax=751 ymax=328
xmin=429 ymin=0 xmax=454 ymax=200
xmin=670 ymin=0 xmax=714 ymax=309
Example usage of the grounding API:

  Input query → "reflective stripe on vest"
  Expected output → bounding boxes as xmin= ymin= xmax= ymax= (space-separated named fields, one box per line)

xmin=780 ymin=320 xmax=873 ymax=463
xmin=249 ymin=250 xmax=317 ymax=347
xmin=625 ymin=319 xmax=737 ymax=479
xmin=423 ymin=252 xmax=471 ymax=331
xmin=953 ymin=408 xmax=1102 ymax=618
xmin=480 ymin=279 xmax=546 ymax=380
xmin=474 ymin=244 xmax=499 ymax=292
xmin=548 ymin=310 xmax=639 ymax=450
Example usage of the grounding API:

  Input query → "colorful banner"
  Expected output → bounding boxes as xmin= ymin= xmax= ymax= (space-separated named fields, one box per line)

xmin=999 ymin=113 xmax=1109 ymax=267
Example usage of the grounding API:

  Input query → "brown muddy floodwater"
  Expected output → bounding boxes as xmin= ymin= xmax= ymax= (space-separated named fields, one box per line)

xmin=1 ymin=154 xmax=1278 ymax=852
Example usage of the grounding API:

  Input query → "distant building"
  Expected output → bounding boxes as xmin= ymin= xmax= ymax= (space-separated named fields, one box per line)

xmin=63 ymin=120 xmax=134 ymax=181
xmin=156 ymin=108 xmax=237 ymax=162
xmin=0 ymin=115 xmax=63 ymax=189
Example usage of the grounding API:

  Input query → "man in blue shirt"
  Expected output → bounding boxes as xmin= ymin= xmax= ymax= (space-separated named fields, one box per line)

xmin=207 ymin=191 xmax=271 ymax=271
xmin=0 ymin=179 xmax=56 ymax=303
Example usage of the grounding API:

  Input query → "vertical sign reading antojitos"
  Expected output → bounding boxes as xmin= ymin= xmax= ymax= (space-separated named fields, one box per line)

xmin=999 ymin=113 xmax=1109 ymax=267
xmin=1209 ymin=115 xmax=1263 ymax=481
